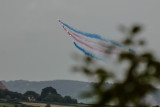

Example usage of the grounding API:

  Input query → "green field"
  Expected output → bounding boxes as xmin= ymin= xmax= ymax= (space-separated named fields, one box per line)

xmin=0 ymin=103 xmax=19 ymax=107
xmin=0 ymin=103 xmax=34 ymax=107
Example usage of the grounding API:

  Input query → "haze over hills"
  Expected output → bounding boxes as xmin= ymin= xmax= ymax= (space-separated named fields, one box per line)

xmin=1 ymin=80 xmax=160 ymax=104
xmin=1 ymin=80 xmax=112 ymax=103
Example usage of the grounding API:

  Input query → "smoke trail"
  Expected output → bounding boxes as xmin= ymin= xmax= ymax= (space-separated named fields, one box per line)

xmin=59 ymin=20 xmax=106 ymax=41
xmin=58 ymin=20 xmax=136 ymax=54
xmin=62 ymin=25 xmax=117 ymax=54
xmin=69 ymin=32 xmax=106 ymax=54
xmin=73 ymin=42 xmax=106 ymax=62
xmin=62 ymin=25 xmax=119 ymax=55
xmin=71 ymin=32 xmax=98 ymax=44
xmin=71 ymin=31 xmax=122 ymax=52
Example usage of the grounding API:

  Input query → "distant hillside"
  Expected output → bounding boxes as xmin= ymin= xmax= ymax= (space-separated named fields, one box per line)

xmin=2 ymin=80 xmax=160 ymax=104
xmin=1 ymin=80 xmax=112 ymax=103
xmin=0 ymin=81 xmax=7 ymax=90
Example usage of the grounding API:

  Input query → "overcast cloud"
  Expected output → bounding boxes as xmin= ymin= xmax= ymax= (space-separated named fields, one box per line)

xmin=0 ymin=0 xmax=160 ymax=81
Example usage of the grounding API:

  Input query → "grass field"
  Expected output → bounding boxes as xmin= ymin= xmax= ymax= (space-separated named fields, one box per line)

xmin=0 ymin=103 xmax=20 ymax=107
xmin=0 ymin=102 xmax=87 ymax=107
xmin=21 ymin=102 xmax=74 ymax=107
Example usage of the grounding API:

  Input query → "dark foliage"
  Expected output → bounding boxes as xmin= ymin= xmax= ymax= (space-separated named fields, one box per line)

xmin=0 ymin=89 xmax=23 ymax=100
xmin=23 ymin=91 xmax=39 ymax=100
xmin=0 ymin=86 xmax=78 ymax=104
xmin=73 ymin=25 xmax=160 ymax=107
xmin=40 ymin=87 xmax=77 ymax=104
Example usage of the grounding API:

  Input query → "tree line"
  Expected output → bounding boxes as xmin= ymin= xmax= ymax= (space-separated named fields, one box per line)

xmin=0 ymin=87 xmax=77 ymax=104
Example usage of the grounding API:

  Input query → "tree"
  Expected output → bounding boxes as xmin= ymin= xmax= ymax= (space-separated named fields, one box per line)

xmin=40 ymin=87 xmax=77 ymax=104
xmin=73 ymin=25 xmax=160 ymax=107
xmin=63 ymin=96 xmax=78 ymax=104
xmin=41 ymin=87 xmax=58 ymax=99
xmin=43 ymin=94 xmax=63 ymax=102
xmin=0 ymin=90 xmax=5 ymax=98
xmin=23 ymin=91 xmax=39 ymax=101
xmin=0 ymin=89 xmax=23 ymax=100
xmin=63 ymin=96 xmax=72 ymax=103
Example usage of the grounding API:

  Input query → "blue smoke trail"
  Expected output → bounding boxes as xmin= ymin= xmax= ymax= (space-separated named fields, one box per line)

xmin=58 ymin=20 xmax=136 ymax=54
xmin=59 ymin=20 xmax=109 ymax=42
xmin=73 ymin=42 xmax=106 ymax=62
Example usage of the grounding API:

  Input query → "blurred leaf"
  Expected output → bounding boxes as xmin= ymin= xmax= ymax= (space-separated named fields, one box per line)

xmin=84 ymin=56 xmax=93 ymax=65
xmin=73 ymin=23 xmax=160 ymax=107
xmin=123 ymin=38 xmax=133 ymax=45
xmin=138 ymin=39 xmax=146 ymax=46
xmin=131 ymin=25 xmax=142 ymax=35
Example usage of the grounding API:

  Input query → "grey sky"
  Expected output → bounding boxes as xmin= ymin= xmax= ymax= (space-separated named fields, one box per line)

xmin=0 ymin=0 xmax=159 ymax=81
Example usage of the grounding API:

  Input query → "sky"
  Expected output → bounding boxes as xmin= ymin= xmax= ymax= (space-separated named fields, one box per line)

xmin=0 ymin=0 xmax=160 ymax=82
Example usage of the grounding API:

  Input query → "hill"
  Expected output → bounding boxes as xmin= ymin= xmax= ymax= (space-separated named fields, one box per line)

xmin=2 ymin=80 xmax=160 ymax=104
xmin=2 ymin=80 xmax=111 ymax=103
xmin=0 ymin=81 xmax=7 ymax=90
